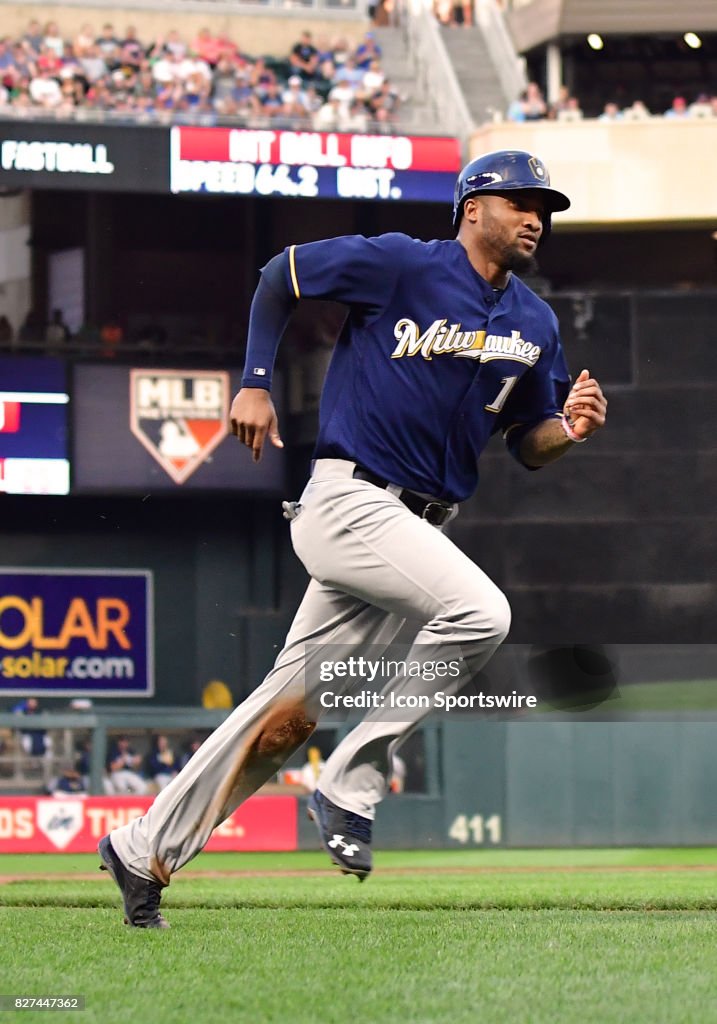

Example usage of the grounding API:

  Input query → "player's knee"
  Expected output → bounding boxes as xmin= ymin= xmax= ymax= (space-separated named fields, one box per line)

xmin=449 ymin=588 xmax=511 ymax=644
xmin=255 ymin=703 xmax=316 ymax=759
xmin=489 ymin=590 xmax=512 ymax=643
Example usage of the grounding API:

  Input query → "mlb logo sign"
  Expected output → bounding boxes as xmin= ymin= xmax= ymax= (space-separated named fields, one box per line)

xmin=36 ymin=799 xmax=85 ymax=850
xmin=129 ymin=370 xmax=230 ymax=484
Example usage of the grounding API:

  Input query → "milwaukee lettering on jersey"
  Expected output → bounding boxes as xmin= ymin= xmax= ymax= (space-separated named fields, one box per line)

xmin=391 ymin=319 xmax=541 ymax=366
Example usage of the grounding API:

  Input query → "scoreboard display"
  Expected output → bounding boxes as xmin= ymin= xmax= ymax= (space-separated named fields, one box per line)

xmin=0 ymin=357 xmax=70 ymax=495
xmin=0 ymin=119 xmax=460 ymax=203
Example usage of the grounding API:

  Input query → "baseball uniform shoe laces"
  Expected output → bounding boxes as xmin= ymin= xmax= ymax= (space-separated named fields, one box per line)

xmin=98 ymin=835 xmax=169 ymax=929
xmin=307 ymin=789 xmax=373 ymax=880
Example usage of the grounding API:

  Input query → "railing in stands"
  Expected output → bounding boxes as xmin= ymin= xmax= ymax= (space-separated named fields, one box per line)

xmin=3 ymin=0 xmax=362 ymax=12
xmin=0 ymin=105 xmax=440 ymax=137
xmin=397 ymin=0 xmax=474 ymax=144
xmin=474 ymin=0 xmax=526 ymax=107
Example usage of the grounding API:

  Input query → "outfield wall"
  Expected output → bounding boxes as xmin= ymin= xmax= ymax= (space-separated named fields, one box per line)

xmin=3 ymin=719 xmax=715 ymax=849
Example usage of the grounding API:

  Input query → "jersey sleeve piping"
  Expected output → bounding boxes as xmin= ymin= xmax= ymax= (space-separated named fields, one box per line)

xmin=288 ymin=244 xmax=301 ymax=299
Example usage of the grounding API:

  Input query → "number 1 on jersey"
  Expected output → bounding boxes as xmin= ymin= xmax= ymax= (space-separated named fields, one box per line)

xmin=485 ymin=376 xmax=518 ymax=414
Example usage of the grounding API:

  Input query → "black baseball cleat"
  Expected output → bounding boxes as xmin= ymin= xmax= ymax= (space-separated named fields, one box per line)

xmin=98 ymin=835 xmax=169 ymax=929
xmin=307 ymin=789 xmax=373 ymax=881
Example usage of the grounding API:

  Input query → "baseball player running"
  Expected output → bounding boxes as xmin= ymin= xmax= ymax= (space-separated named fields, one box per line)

xmin=99 ymin=150 xmax=607 ymax=927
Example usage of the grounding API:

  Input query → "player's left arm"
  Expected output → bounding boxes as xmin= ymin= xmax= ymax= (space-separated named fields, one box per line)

xmin=519 ymin=368 xmax=607 ymax=467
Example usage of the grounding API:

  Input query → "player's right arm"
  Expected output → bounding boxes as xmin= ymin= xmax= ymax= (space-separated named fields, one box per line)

xmin=232 ymin=251 xmax=294 ymax=462
xmin=233 ymin=234 xmax=406 ymax=462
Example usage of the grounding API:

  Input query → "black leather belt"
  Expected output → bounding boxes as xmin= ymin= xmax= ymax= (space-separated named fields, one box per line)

xmin=353 ymin=466 xmax=455 ymax=526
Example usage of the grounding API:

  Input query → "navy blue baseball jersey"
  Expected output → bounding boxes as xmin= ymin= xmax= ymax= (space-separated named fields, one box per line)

xmin=244 ymin=232 xmax=570 ymax=503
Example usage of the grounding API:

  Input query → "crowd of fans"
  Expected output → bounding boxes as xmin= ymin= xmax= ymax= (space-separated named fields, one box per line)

xmin=507 ymin=81 xmax=717 ymax=122
xmin=0 ymin=20 xmax=712 ymax=131
xmin=0 ymin=21 xmax=402 ymax=130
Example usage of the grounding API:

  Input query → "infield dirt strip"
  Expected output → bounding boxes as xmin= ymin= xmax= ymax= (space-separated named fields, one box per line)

xmin=1 ymin=863 xmax=717 ymax=885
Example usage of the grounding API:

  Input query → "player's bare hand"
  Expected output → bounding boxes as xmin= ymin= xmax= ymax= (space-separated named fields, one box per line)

xmin=230 ymin=388 xmax=284 ymax=463
xmin=564 ymin=368 xmax=607 ymax=440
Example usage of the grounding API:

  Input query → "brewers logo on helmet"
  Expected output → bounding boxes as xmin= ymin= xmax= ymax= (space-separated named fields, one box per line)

xmin=453 ymin=150 xmax=571 ymax=241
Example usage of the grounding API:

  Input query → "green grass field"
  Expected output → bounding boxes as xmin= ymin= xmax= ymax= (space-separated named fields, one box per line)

xmin=1 ymin=848 xmax=717 ymax=1023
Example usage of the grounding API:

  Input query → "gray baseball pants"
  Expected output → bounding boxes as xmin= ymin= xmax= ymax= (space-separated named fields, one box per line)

xmin=110 ymin=459 xmax=510 ymax=884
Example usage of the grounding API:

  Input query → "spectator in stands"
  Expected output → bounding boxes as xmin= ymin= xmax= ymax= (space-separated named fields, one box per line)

xmin=8 ymin=44 xmax=36 ymax=85
xmin=367 ymin=77 xmax=401 ymax=125
xmin=59 ymin=43 xmax=83 ymax=83
xmin=557 ymin=96 xmax=583 ymax=122
xmin=164 ymin=29 xmax=188 ymax=60
xmin=180 ymin=56 xmax=211 ymax=109
xmin=36 ymin=44 xmax=63 ymax=76
xmin=548 ymin=84 xmax=570 ymax=119
xmin=371 ymin=0 xmax=394 ymax=26
xmin=622 ymin=99 xmax=650 ymax=120
xmin=18 ymin=309 xmax=43 ymax=343
xmin=146 ymin=734 xmax=179 ymax=791
xmin=178 ymin=51 xmax=211 ymax=91
xmin=220 ymin=68 xmax=255 ymax=118
xmin=0 ymin=315 xmax=13 ymax=345
xmin=193 ymin=27 xmax=223 ymax=68
xmin=313 ymin=36 xmax=336 ymax=81
xmin=664 ymin=95 xmax=688 ymax=119
xmin=95 ymin=23 xmax=120 ymax=66
xmin=314 ymin=93 xmax=343 ymax=130
xmin=290 ymin=30 xmax=319 ymax=81
xmin=450 ymin=0 xmax=473 ymax=27
xmin=598 ymin=101 xmax=622 ymax=122
xmin=73 ymin=23 xmax=96 ymax=58
xmin=354 ymin=31 xmax=382 ymax=70
xmin=79 ymin=44 xmax=108 ymax=84
xmin=120 ymin=27 xmax=145 ymax=69
xmin=49 ymin=763 xmax=86 ymax=796
xmin=249 ymin=57 xmax=277 ymax=91
xmin=327 ymin=79 xmax=355 ymax=123
xmin=152 ymin=48 xmax=181 ymax=86
xmin=75 ymin=738 xmax=92 ymax=790
xmin=42 ymin=21 xmax=65 ymax=59
xmin=331 ymin=37 xmax=351 ymax=69
xmin=12 ymin=697 xmax=51 ymax=757
xmin=507 ymin=81 xmax=547 ymax=121
xmin=179 ymin=733 xmax=204 ymax=770
xmin=347 ymin=97 xmax=369 ymax=131
xmin=255 ymin=80 xmax=286 ymax=119
xmin=282 ymin=75 xmax=311 ymax=120
xmin=22 ymin=20 xmax=44 ymax=57
xmin=28 ymin=67 xmax=62 ymax=107
xmin=99 ymin=316 xmax=123 ymax=357
xmin=332 ymin=56 xmax=363 ymax=89
xmin=106 ymin=735 xmax=146 ymax=794
xmin=523 ymin=81 xmax=547 ymax=120
xmin=211 ymin=54 xmax=237 ymax=105
xmin=0 ymin=38 xmax=15 ymax=77
xmin=688 ymin=93 xmax=712 ymax=118
xmin=506 ymin=89 xmax=527 ymax=121
xmin=361 ymin=57 xmax=385 ymax=96
xmin=45 ymin=308 xmax=71 ymax=347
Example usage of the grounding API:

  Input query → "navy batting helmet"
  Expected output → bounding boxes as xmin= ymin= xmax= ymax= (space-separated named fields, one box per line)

xmin=452 ymin=150 xmax=570 ymax=238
